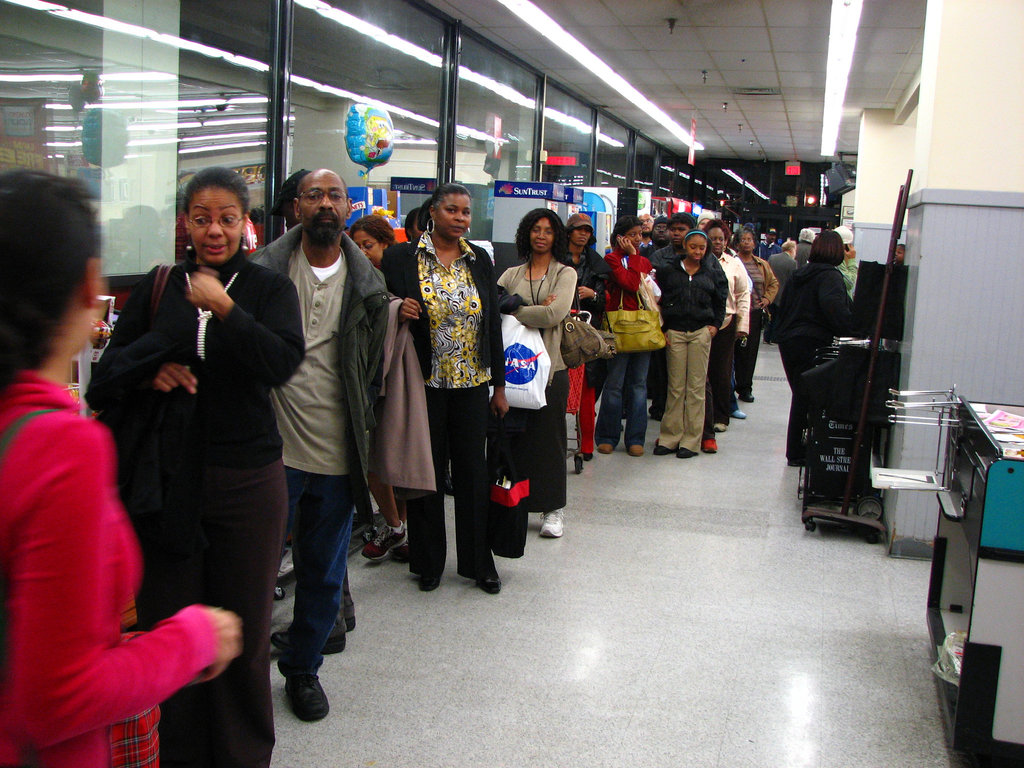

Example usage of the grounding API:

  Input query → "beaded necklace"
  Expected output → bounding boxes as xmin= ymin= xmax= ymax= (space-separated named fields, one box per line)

xmin=184 ymin=270 xmax=238 ymax=361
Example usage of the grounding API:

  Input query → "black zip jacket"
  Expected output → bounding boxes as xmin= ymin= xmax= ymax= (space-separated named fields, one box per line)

xmin=653 ymin=250 xmax=728 ymax=332
xmin=559 ymin=246 xmax=611 ymax=326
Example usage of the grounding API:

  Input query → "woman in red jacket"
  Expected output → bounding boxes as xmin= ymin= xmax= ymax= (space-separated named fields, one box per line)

xmin=0 ymin=170 xmax=241 ymax=768
xmin=595 ymin=215 xmax=655 ymax=456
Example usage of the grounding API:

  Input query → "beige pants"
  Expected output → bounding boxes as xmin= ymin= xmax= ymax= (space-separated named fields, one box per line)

xmin=659 ymin=327 xmax=713 ymax=451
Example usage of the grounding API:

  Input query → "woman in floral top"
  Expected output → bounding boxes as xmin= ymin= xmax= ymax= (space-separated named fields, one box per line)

xmin=380 ymin=184 xmax=508 ymax=594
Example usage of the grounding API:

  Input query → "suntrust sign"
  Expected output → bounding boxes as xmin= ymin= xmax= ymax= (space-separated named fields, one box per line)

xmin=493 ymin=180 xmax=582 ymax=204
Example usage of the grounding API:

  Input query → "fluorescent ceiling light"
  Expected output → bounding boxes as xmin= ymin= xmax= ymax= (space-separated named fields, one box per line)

xmin=44 ymin=125 xmax=80 ymax=132
xmin=820 ymin=0 xmax=864 ymax=156
xmin=0 ymin=72 xmax=174 ymax=83
xmin=128 ymin=120 xmax=202 ymax=131
xmin=126 ymin=137 xmax=180 ymax=147
xmin=179 ymin=140 xmax=267 ymax=155
xmin=493 ymin=0 xmax=703 ymax=152
xmin=394 ymin=138 xmax=437 ymax=145
xmin=44 ymin=140 xmax=81 ymax=147
xmin=46 ymin=96 xmax=268 ymax=111
xmin=459 ymin=65 xmax=534 ymax=109
xmin=290 ymin=74 xmax=440 ymax=129
xmin=3 ymin=0 xmax=268 ymax=72
xmin=179 ymin=130 xmax=266 ymax=142
xmin=294 ymin=0 xmax=441 ymax=67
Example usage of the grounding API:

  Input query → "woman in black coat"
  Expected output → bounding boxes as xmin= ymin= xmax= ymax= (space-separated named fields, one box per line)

xmin=774 ymin=229 xmax=855 ymax=466
xmin=559 ymin=212 xmax=611 ymax=460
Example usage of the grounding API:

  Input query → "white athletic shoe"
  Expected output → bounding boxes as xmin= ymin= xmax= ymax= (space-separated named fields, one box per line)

xmin=540 ymin=510 xmax=564 ymax=538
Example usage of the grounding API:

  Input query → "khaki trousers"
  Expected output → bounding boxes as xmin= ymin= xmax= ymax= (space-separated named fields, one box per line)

xmin=659 ymin=327 xmax=713 ymax=452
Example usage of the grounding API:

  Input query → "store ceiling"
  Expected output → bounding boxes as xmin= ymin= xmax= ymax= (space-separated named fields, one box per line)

xmin=423 ymin=0 xmax=926 ymax=163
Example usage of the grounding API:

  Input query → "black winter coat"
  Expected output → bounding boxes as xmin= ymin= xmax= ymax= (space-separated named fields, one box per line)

xmin=560 ymin=247 xmax=611 ymax=326
xmin=774 ymin=262 xmax=854 ymax=346
xmin=654 ymin=252 xmax=729 ymax=333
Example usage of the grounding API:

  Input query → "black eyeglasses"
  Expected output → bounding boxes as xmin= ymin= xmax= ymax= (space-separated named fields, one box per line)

xmin=299 ymin=189 xmax=347 ymax=204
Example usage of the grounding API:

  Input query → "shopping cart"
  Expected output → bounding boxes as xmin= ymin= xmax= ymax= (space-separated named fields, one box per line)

xmin=566 ymin=364 xmax=585 ymax=474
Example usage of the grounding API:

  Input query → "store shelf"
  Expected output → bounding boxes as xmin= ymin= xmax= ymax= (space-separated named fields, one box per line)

xmin=871 ymin=467 xmax=943 ymax=490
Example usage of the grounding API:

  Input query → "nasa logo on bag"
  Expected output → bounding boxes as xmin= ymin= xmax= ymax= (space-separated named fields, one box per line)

xmin=505 ymin=343 xmax=542 ymax=385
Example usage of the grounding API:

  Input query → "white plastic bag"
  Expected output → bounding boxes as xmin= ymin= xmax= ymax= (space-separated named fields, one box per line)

xmin=501 ymin=314 xmax=550 ymax=410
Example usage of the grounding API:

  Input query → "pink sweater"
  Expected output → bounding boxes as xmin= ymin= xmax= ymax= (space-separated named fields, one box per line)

xmin=0 ymin=373 xmax=217 ymax=767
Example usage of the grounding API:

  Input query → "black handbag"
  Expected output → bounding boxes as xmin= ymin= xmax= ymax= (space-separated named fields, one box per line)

xmin=486 ymin=419 xmax=530 ymax=559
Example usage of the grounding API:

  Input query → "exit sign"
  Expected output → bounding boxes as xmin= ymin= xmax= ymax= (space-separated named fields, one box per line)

xmin=785 ymin=161 xmax=801 ymax=176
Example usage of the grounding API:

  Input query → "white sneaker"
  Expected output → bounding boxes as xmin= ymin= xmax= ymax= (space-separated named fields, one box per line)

xmin=713 ymin=422 xmax=727 ymax=433
xmin=540 ymin=510 xmax=564 ymax=538
xmin=277 ymin=548 xmax=294 ymax=578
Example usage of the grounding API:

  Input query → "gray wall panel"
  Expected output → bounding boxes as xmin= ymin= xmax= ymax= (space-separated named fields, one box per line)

xmin=889 ymin=190 xmax=1024 ymax=552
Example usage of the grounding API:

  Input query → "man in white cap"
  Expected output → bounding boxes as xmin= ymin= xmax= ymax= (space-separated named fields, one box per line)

xmin=834 ymin=225 xmax=857 ymax=299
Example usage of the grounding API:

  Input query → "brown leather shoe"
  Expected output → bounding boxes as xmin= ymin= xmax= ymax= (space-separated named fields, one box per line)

xmin=596 ymin=443 xmax=613 ymax=454
xmin=627 ymin=445 xmax=644 ymax=457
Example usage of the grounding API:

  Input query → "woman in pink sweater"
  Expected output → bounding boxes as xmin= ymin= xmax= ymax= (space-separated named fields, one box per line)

xmin=0 ymin=170 xmax=241 ymax=767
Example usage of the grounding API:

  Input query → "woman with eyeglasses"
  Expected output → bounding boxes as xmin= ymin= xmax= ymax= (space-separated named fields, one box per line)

xmin=381 ymin=183 xmax=509 ymax=594
xmin=87 ymin=166 xmax=304 ymax=768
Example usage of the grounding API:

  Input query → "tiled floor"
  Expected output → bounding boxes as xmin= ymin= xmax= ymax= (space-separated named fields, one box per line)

xmin=271 ymin=344 xmax=971 ymax=768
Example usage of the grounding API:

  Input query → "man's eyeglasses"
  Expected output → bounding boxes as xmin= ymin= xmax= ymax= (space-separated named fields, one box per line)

xmin=189 ymin=215 xmax=243 ymax=229
xmin=299 ymin=189 xmax=347 ymax=204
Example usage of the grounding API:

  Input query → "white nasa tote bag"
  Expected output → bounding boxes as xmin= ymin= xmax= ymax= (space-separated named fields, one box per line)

xmin=500 ymin=314 xmax=550 ymax=410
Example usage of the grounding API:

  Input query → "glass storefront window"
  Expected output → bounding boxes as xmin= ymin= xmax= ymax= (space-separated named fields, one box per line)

xmin=1 ymin=0 xmax=273 ymax=276
xmin=290 ymin=0 xmax=444 ymax=237
xmin=454 ymin=34 xmax=538 ymax=242
xmin=594 ymin=116 xmax=628 ymax=187
xmin=633 ymin=134 xmax=656 ymax=191
xmin=541 ymin=86 xmax=591 ymax=186
xmin=658 ymin=153 xmax=677 ymax=197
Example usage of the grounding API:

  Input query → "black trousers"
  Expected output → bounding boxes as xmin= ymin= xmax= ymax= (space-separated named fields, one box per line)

xmin=647 ymin=347 xmax=668 ymax=418
xmin=137 ymin=460 xmax=288 ymax=768
xmin=703 ymin=319 xmax=738 ymax=439
xmin=734 ymin=307 xmax=763 ymax=398
xmin=779 ymin=337 xmax=822 ymax=462
xmin=407 ymin=384 xmax=496 ymax=582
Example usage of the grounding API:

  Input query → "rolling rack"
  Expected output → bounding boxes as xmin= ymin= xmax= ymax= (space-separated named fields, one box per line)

xmin=882 ymin=390 xmax=1024 ymax=763
xmin=800 ymin=169 xmax=913 ymax=542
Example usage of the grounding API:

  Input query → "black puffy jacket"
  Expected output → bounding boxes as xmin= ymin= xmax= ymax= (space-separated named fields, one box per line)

xmin=774 ymin=262 xmax=854 ymax=345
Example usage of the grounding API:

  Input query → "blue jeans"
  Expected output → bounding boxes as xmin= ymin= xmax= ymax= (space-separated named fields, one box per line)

xmin=278 ymin=468 xmax=353 ymax=677
xmin=595 ymin=350 xmax=652 ymax=449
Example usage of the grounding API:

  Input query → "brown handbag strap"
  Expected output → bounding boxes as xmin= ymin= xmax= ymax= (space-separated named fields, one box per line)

xmin=149 ymin=264 xmax=173 ymax=326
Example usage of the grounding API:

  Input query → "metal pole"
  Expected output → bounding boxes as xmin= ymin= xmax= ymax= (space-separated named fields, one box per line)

xmin=840 ymin=168 xmax=913 ymax=517
xmin=437 ymin=20 xmax=461 ymax=184
xmin=532 ymin=75 xmax=546 ymax=181
xmin=266 ymin=0 xmax=294 ymax=244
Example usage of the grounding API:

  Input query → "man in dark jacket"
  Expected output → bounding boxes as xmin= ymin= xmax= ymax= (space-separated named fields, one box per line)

xmin=252 ymin=168 xmax=389 ymax=720
xmin=652 ymin=224 xmax=728 ymax=458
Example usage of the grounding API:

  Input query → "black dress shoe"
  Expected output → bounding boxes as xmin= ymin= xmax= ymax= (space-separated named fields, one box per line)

xmin=676 ymin=447 xmax=697 ymax=459
xmin=476 ymin=576 xmax=501 ymax=594
xmin=419 ymin=575 xmax=441 ymax=591
xmin=285 ymin=674 xmax=329 ymax=721
xmin=738 ymin=392 xmax=755 ymax=403
xmin=271 ymin=626 xmax=346 ymax=655
xmin=582 ymin=452 xmax=593 ymax=461
xmin=652 ymin=445 xmax=674 ymax=456
xmin=344 ymin=616 xmax=355 ymax=632
xmin=787 ymin=458 xmax=805 ymax=467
